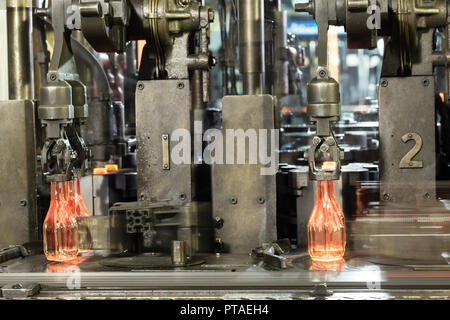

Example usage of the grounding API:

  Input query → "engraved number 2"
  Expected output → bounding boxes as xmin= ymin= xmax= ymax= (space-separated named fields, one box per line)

xmin=399 ymin=133 xmax=423 ymax=169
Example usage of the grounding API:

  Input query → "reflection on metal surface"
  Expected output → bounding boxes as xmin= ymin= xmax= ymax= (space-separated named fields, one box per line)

xmin=46 ymin=256 xmax=88 ymax=273
xmin=311 ymin=259 xmax=345 ymax=271
xmin=100 ymin=253 xmax=205 ymax=270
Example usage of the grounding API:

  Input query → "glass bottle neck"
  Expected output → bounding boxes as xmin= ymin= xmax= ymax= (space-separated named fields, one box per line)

xmin=317 ymin=180 xmax=335 ymax=200
xmin=74 ymin=177 xmax=82 ymax=195
xmin=50 ymin=181 xmax=66 ymax=202
xmin=66 ymin=180 xmax=75 ymax=199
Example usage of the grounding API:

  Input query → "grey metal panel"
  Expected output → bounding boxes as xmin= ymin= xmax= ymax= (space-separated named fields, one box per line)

xmin=0 ymin=100 xmax=37 ymax=247
xmin=378 ymin=76 xmax=436 ymax=204
xmin=135 ymin=80 xmax=192 ymax=206
xmin=212 ymin=95 xmax=277 ymax=253
xmin=80 ymin=175 xmax=93 ymax=215
xmin=92 ymin=175 xmax=110 ymax=216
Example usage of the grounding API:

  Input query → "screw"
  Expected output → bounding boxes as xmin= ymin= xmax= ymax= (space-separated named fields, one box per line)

xmin=211 ymin=56 xmax=218 ymax=67
xmin=180 ymin=193 xmax=187 ymax=201
xmin=137 ymin=83 xmax=145 ymax=90
xmin=424 ymin=193 xmax=431 ymax=199
xmin=257 ymin=197 xmax=265 ymax=204
xmin=326 ymin=137 xmax=335 ymax=146
xmin=381 ymin=80 xmax=388 ymax=87
xmin=423 ymin=79 xmax=430 ymax=87
xmin=312 ymin=137 xmax=321 ymax=145
xmin=177 ymin=82 xmax=185 ymax=89
xmin=163 ymin=164 xmax=169 ymax=169
xmin=318 ymin=70 xmax=327 ymax=78
xmin=320 ymin=144 xmax=329 ymax=152
xmin=230 ymin=197 xmax=238 ymax=205
xmin=408 ymin=134 xmax=413 ymax=138
xmin=49 ymin=74 xmax=57 ymax=81
xmin=383 ymin=193 xmax=390 ymax=201
xmin=162 ymin=135 xmax=168 ymax=140
xmin=208 ymin=8 xmax=215 ymax=22
xmin=295 ymin=2 xmax=314 ymax=14
xmin=19 ymin=200 xmax=27 ymax=207
xmin=214 ymin=217 xmax=224 ymax=229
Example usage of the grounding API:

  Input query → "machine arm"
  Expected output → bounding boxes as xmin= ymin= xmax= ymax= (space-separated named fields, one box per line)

xmin=296 ymin=1 xmax=344 ymax=181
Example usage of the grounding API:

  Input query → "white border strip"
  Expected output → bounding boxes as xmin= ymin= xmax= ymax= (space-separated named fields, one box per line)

xmin=0 ymin=0 xmax=9 ymax=100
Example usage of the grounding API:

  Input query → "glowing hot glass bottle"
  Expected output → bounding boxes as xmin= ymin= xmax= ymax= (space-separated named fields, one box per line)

xmin=43 ymin=179 xmax=79 ymax=261
xmin=308 ymin=163 xmax=346 ymax=267
xmin=67 ymin=178 xmax=92 ymax=253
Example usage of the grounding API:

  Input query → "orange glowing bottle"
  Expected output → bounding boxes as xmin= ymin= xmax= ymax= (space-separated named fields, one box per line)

xmin=43 ymin=179 xmax=79 ymax=261
xmin=308 ymin=179 xmax=346 ymax=266
xmin=67 ymin=178 xmax=92 ymax=253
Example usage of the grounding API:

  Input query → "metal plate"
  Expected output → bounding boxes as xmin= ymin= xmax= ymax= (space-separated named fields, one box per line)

xmin=212 ymin=95 xmax=277 ymax=253
xmin=135 ymin=80 xmax=192 ymax=205
xmin=378 ymin=76 xmax=436 ymax=204
xmin=0 ymin=100 xmax=37 ymax=247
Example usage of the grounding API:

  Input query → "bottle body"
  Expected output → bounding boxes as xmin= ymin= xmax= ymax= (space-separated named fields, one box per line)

xmin=73 ymin=178 xmax=92 ymax=252
xmin=43 ymin=180 xmax=79 ymax=261
xmin=66 ymin=178 xmax=92 ymax=253
xmin=308 ymin=180 xmax=346 ymax=263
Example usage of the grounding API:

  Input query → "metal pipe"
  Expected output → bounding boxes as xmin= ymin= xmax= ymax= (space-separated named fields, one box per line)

xmin=238 ymin=0 xmax=265 ymax=95
xmin=192 ymin=69 xmax=204 ymax=110
xmin=71 ymin=36 xmax=111 ymax=101
xmin=71 ymin=35 xmax=114 ymax=162
xmin=171 ymin=240 xmax=186 ymax=266
xmin=7 ymin=0 xmax=34 ymax=100
xmin=273 ymin=9 xmax=288 ymax=98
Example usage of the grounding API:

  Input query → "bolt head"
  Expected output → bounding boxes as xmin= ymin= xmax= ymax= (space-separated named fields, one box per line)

xmin=312 ymin=137 xmax=321 ymax=145
xmin=326 ymin=137 xmax=335 ymax=146
xmin=208 ymin=9 xmax=215 ymax=22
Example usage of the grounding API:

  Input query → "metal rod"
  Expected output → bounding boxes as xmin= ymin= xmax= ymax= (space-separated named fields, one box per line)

xmin=238 ymin=0 xmax=265 ymax=95
xmin=7 ymin=0 xmax=34 ymax=100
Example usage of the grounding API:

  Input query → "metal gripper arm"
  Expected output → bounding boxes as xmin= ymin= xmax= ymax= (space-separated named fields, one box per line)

xmin=36 ymin=0 xmax=90 ymax=182
xmin=296 ymin=0 xmax=344 ymax=181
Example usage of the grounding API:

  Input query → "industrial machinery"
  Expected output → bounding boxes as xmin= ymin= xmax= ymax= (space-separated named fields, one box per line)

xmin=1 ymin=0 xmax=450 ymax=300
